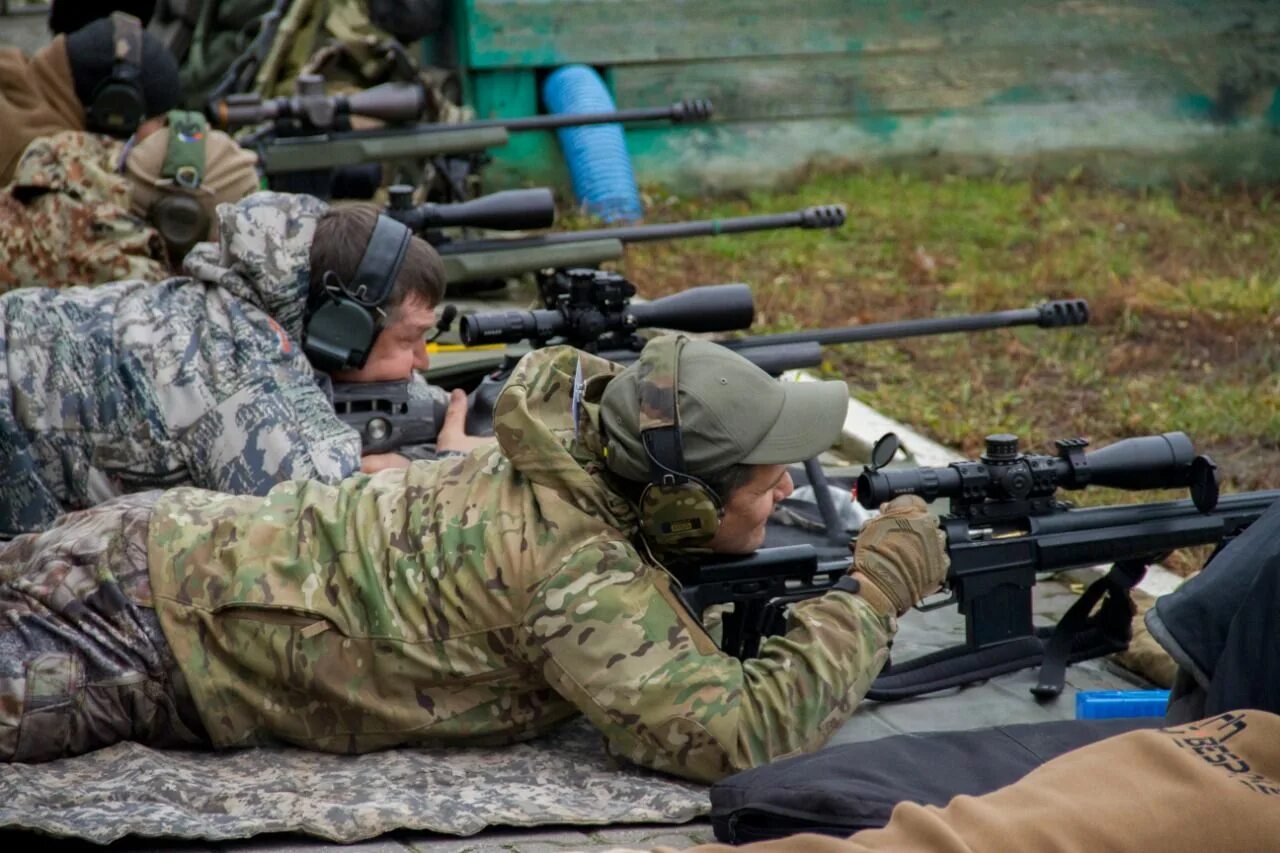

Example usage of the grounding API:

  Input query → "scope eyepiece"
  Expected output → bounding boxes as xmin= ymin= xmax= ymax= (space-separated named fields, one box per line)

xmin=459 ymin=309 xmax=564 ymax=346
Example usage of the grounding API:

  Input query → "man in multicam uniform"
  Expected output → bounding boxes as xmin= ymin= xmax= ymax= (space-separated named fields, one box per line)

xmin=0 ymin=120 xmax=260 ymax=293
xmin=0 ymin=190 xmax=478 ymax=537
xmin=0 ymin=334 xmax=949 ymax=782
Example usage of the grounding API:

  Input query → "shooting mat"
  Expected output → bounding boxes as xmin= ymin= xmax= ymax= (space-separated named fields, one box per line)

xmin=0 ymin=717 xmax=707 ymax=844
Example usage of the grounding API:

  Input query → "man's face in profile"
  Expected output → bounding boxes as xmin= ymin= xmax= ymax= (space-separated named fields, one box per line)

xmin=707 ymin=464 xmax=794 ymax=555
xmin=329 ymin=296 xmax=435 ymax=384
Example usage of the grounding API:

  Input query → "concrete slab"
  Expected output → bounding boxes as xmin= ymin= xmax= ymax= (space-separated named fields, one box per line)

xmin=392 ymin=822 xmax=716 ymax=853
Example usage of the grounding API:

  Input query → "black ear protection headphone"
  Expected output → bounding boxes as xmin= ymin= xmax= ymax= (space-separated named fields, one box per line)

xmin=87 ymin=12 xmax=147 ymax=137
xmin=636 ymin=335 xmax=725 ymax=548
xmin=303 ymin=214 xmax=413 ymax=372
xmin=148 ymin=110 xmax=212 ymax=263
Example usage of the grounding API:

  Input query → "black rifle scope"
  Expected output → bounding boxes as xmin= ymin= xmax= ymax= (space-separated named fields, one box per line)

xmin=856 ymin=432 xmax=1206 ymax=512
xmin=459 ymin=271 xmax=754 ymax=347
xmin=214 ymin=76 xmax=426 ymax=130
xmin=386 ymin=184 xmax=556 ymax=232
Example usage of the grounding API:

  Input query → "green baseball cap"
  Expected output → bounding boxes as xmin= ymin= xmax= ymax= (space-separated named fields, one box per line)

xmin=600 ymin=335 xmax=850 ymax=483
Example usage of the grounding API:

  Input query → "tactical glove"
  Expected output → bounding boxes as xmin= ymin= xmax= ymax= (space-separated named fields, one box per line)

xmin=850 ymin=495 xmax=949 ymax=617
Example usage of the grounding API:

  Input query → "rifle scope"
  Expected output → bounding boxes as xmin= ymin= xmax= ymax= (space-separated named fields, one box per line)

xmin=213 ymin=76 xmax=427 ymax=130
xmin=459 ymin=282 xmax=754 ymax=347
xmin=856 ymin=432 xmax=1204 ymax=512
xmin=386 ymin=184 xmax=556 ymax=232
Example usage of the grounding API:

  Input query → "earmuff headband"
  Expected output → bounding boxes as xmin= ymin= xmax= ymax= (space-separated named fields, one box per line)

xmin=111 ymin=12 xmax=143 ymax=68
xmin=348 ymin=215 xmax=412 ymax=308
xmin=88 ymin=13 xmax=146 ymax=136
xmin=161 ymin=110 xmax=208 ymax=189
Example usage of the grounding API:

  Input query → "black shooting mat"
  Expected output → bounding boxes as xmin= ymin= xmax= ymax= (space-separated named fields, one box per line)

xmin=0 ymin=547 xmax=1149 ymax=850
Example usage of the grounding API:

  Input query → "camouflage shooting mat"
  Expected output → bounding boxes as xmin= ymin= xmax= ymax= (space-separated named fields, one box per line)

xmin=0 ymin=718 xmax=708 ymax=844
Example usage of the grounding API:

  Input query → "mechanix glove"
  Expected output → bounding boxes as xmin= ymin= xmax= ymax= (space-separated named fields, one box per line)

xmin=850 ymin=495 xmax=949 ymax=617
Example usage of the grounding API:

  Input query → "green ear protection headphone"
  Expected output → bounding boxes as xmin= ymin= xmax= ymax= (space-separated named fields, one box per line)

xmin=87 ymin=13 xmax=147 ymax=137
xmin=147 ymin=110 xmax=212 ymax=262
xmin=303 ymin=214 xmax=413 ymax=373
xmin=636 ymin=335 xmax=725 ymax=548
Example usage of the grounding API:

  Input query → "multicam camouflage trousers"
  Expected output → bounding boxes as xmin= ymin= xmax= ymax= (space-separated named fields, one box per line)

xmin=0 ymin=493 xmax=208 ymax=762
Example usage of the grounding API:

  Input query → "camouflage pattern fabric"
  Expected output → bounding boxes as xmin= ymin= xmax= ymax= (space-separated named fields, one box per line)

xmin=148 ymin=345 xmax=894 ymax=783
xmin=0 ymin=131 xmax=169 ymax=293
xmin=0 ymin=493 xmax=208 ymax=763
xmin=0 ymin=190 xmax=360 ymax=536
xmin=0 ymin=716 xmax=707 ymax=843
xmin=635 ymin=332 xmax=681 ymax=433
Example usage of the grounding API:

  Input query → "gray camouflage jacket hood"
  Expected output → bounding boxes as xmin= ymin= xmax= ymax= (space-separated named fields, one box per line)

xmin=183 ymin=191 xmax=328 ymax=342
xmin=0 ymin=191 xmax=359 ymax=536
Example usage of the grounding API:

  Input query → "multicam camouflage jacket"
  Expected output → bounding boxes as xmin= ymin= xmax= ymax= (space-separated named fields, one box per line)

xmin=147 ymin=345 xmax=894 ymax=783
xmin=0 ymin=131 xmax=170 ymax=293
xmin=0 ymin=191 xmax=360 ymax=536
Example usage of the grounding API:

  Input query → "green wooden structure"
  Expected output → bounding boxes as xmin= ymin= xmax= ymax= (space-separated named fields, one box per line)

xmin=448 ymin=0 xmax=1280 ymax=191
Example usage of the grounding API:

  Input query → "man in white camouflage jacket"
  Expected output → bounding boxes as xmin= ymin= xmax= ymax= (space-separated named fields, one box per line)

xmin=0 ymin=191 xmax=479 ymax=536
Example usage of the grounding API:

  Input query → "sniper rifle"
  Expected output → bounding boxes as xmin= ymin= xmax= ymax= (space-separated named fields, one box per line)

xmin=213 ymin=75 xmax=712 ymax=199
xmin=333 ymin=274 xmax=756 ymax=454
xmin=331 ymin=269 xmax=1088 ymax=452
xmin=678 ymin=431 xmax=1280 ymax=701
xmin=385 ymin=184 xmax=848 ymax=288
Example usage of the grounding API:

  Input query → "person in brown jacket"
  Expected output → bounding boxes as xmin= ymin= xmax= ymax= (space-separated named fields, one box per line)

xmin=0 ymin=115 xmax=259 ymax=292
xmin=635 ymin=710 xmax=1280 ymax=853
xmin=0 ymin=12 xmax=180 ymax=185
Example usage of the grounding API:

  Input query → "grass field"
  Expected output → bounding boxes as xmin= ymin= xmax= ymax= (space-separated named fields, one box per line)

xmin=616 ymin=168 xmax=1280 ymax=557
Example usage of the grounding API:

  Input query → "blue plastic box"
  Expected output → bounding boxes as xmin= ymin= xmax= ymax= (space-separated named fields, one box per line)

xmin=1076 ymin=690 xmax=1171 ymax=719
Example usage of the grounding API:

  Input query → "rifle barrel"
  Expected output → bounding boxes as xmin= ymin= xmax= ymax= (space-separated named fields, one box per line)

xmin=435 ymin=205 xmax=847 ymax=255
xmin=467 ymin=99 xmax=714 ymax=132
xmin=722 ymin=300 xmax=1089 ymax=350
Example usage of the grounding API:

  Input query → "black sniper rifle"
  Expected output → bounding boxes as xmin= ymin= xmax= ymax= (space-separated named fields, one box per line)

xmin=211 ymin=75 xmax=713 ymax=199
xmin=680 ymin=431 xmax=1280 ymax=700
xmin=384 ymin=186 xmax=849 ymax=288
xmin=333 ymin=274 xmax=757 ymax=454
xmin=331 ymin=268 xmax=1089 ymax=453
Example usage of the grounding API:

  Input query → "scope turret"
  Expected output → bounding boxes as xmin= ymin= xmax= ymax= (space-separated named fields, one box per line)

xmin=459 ymin=271 xmax=753 ymax=348
xmin=213 ymin=76 xmax=427 ymax=130
xmin=386 ymin=184 xmax=557 ymax=233
xmin=856 ymin=432 xmax=1215 ymax=521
